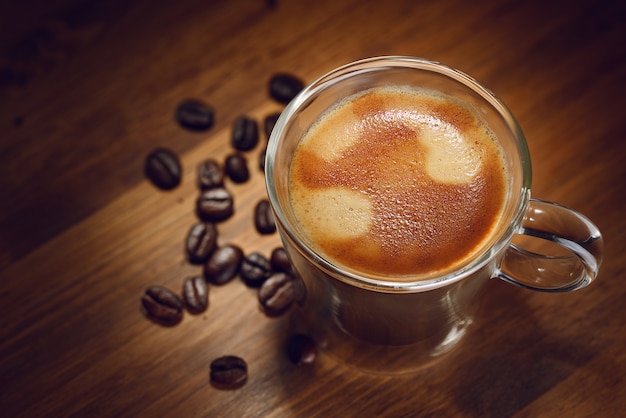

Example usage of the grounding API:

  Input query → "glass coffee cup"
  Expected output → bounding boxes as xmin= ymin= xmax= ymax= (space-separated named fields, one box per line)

xmin=265 ymin=56 xmax=603 ymax=375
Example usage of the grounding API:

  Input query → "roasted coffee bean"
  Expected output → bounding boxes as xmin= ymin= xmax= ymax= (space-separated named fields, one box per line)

xmin=258 ymin=272 xmax=295 ymax=317
xmin=259 ymin=147 xmax=266 ymax=172
xmin=224 ymin=153 xmax=249 ymax=183
xmin=270 ymin=247 xmax=292 ymax=274
xmin=182 ymin=276 xmax=209 ymax=314
xmin=197 ymin=159 xmax=224 ymax=190
xmin=210 ymin=355 xmax=247 ymax=390
xmin=185 ymin=222 xmax=217 ymax=264
xmin=269 ymin=73 xmax=304 ymax=104
xmin=231 ymin=116 xmax=259 ymax=151
xmin=264 ymin=112 xmax=281 ymax=139
xmin=175 ymin=99 xmax=214 ymax=131
xmin=141 ymin=286 xmax=184 ymax=325
xmin=240 ymin=252 xmax=273 ymax=287
xmin=196 ymin=187 xmax=234 ymax=222
xmin=144 ymin=148 xmax=181 ymax=190
xmin=204 ymin=244 xmax=244 ymax=285
xmin=286 ymin=334 xmax=317 ymax=366
xmin=254 ymin=199 xmax=276 ymax=235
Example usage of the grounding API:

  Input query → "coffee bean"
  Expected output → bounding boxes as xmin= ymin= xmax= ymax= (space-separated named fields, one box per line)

xmin=204 ymin=244 xmax=244 ymax=285
xmin=144 ymin=148 xmax=181 ymax=190
xmin=259 ymin=147 xmax=266 ymax=172
xmin=264 ymin=112 xmax=281 ymax=139
xmin=231 ymin=116 xmax=259 ymax=151
xmin=196 ymin=187 xmax=234 ymax=222
xmin=176 ymin=99 xmax=214 ymax=131
xmin=258 ymin=272 xmax=295 ymax=317
xmin=270 ymin=247 xmax=292 ymax=274
xmin=224 ymin=153 xmax=249 ymax=183
xmin=210 ymin=355 xmax=247 ymax=390
xmin=182 ymin=276 xmax=209 ymax=314
xmin=269 ymin=73 xmax=304 ymax=104
xmin=240 ymin=252 xmax=273 ymax=287
xmin=254 ymin=199 xmax=276 ymax=235
xmin=185 ymin=222 xmax=217 ymax=264
xmin=141 ymin=286 xmax=184 ymax=325
xmin=197 ymin=159 xmax=224 ymax=190
xmin=286 ymin=334 xmax=317 ymax=366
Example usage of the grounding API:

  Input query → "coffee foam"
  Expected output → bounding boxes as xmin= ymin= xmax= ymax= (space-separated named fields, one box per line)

xmin=291 ymin=187 xmax=372 ymax=240
xmin=307 ymin=88 xmax=487 ymax=183
xmin=290 ymin=86 xmax=507 ymax=278
xmin=303 ymin=101 xmax=362 ymax=162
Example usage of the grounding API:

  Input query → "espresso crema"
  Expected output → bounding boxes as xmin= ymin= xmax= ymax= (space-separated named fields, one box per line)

xmin=289 ymin=86 xmax=508 ymax=278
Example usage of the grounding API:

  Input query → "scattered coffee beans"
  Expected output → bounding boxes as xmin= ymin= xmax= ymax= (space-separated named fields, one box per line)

xmin=197 ymin=159 xmax=224 ymax=190
xmin=286 ymin=334 xmax=317 ymax=366
xmin=210 ymin=355 xmax=248 ymax=390
xmin=196 ymin=187 xmax=234 ymax=222
xmin=224 ymin=153 xmax=250 ymax=183
xmin=269 ymin=73 xmax=304 ymax=104
xmin=144 ymin=148 xmax=181 ymax=190
xmin=254 ymin=199 xmax=276 ymax=235
xmin=231 ymin=116 xmax=259 ymax=151
xmin=258 ymin=272 xmax=296 ymax=317
xmin=142 ymin=72 xmax=311 ymax=386
xmin=204 ymin=244 xmax=244 ymax=285
xmin=182 ymin=276 xmax=209 ymax=314
xmin=240 ymin=252 xmax=273 ymax=287
xmin=185 ymin=222 xmax=218 ymax=264
xmin=176 ymin=99 xmax=214 ymax=131
xmin=141 ymin=286 xmax=184 ymax=326
xmin=270 ymin=247 xmax=292 ymax=274
xmin=264 ymin=112 xmax=281 ymax=139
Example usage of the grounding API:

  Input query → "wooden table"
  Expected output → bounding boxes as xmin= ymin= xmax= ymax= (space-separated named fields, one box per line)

xmin=1 ymin=0 xmax=625 ymax=416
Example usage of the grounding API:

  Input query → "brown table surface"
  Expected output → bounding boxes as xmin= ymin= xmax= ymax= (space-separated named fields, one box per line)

xmin=1 ymin=0 xmax=625 ymax=416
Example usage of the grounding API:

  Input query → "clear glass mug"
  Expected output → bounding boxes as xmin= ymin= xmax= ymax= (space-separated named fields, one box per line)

xmin=265 ymin=56 xmax=603 ymax=375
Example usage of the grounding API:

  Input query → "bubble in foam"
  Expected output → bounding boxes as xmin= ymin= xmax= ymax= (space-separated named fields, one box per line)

xmin=291 ymin=187 xmax=372 ymax=240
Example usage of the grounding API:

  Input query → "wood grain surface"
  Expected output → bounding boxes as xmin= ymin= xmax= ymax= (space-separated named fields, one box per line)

xmin=1 ymin=0 xmax=625 ymax=416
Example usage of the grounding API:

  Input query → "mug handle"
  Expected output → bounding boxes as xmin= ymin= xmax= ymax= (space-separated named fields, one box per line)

xmin=497 ymin=198 xmax=603 ymax=292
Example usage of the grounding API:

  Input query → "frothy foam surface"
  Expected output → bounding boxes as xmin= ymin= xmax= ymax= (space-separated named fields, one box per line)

xmin=290 ymin=86 xmax=508 ymax=279
xmin=291 ymin=187 xmax=372 ymax=239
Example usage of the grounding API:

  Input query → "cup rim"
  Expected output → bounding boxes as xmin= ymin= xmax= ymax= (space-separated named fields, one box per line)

xmin=265 ymin=56 xmax=531 ymax=292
